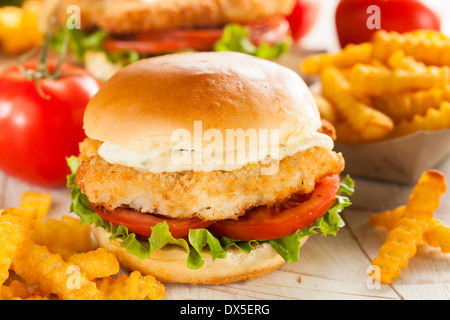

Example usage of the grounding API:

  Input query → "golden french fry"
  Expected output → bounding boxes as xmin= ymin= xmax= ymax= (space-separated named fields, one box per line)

xmin=0 ymin=208 xmax=35 ymax=285
xmin=350 ymin=62 xmax=449 ymax=97
xmin=301 ymin=42 xmax=373 ymax=75
xmin=369 ymin=205 xmax=406 ymax=230
xmin=371 ymin=86 xmax=450 ymax=123
xmin=389 ymin=101 xmax=450 ymax=138
xmin=313 ymin=93 xmax=337 ymax=124
xmin=387 ymin=50 xmax=427 ymax=71
xmin=11 ymin=240 xmax=103 ymax=300
xmin=370 ymin=170 xmax=447 ymax=284
xmin=30 ymin=215 xmax=95 ymax=255
xmin=0 ymin=280 xmax=30 ymax=300
xmin=371 ymin=29 xmax=450 ymax=66
xmin=320 ymin=66 xmax=394 ymax=141
xmin=67 ymin=248 xmax=120 ymax=280
xmin=371 ymin=205 xmax=450 ymax=254
xmin=95 ymin=271 xmax=165 ymax=300
xmin=424 ymin=220 xmax=450 ymax=253
xmin=20 ymin=191 xmax=52 ymax=223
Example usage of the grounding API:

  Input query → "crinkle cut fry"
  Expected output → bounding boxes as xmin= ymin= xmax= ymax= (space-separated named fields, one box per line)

xmin=370 ymin=170 xmax=447 ymax=284
xmin=371 ymin=205 xmax=450 ymax=254
xmin=350 ymin=62 xmax=450 ymax=97
xmin=11 ymin=240 xmax=103 ymax=300
xmin=67 ymin=248 xmax=120 ymax=281
xmin=30 ymin=215 xmax=95 ymax=256
xmin=95 ymin=271 xmax=165 ymax=300
xmin=20 ymin=191 xmax=52 ymax=223
xmin=1 ymin=280 xmax=30 ymax=300
xmin=0 ymin=208 xmax=35 ymax=285
xmin=371 ymin=86 xmax=450 ymax=123
xmin=389 ymin=101 xmax=450 ymax=138
xmin=371 ymin=29 xmax=450 ymax=66
xmin=301 ymin=42 xmax=372 ymax=75
xmin=320 ymin=66 xmax=393 ymax=141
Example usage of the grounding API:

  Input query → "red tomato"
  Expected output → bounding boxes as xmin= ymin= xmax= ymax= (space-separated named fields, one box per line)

xmin=94 ymin=175 xmax=339 ymax=241
xmin=335 ymin=0 xmax=441 ymax=47
xmin=103 ymin=16 xmax=291 ymax=55
xmin=94 ymin=207 xmax=214 ymax=239
xmin=208 ymin=175 xmax=340 ymax=241
xmin=249 ymin=16 xmax=291 ymax=46
xmin=0 ymin=61 xmax=101 ymax=187
xmin=285 ymin=0 xmax=321 ymax=42
xmin=103 ymin=29 xmax=224 ymax=54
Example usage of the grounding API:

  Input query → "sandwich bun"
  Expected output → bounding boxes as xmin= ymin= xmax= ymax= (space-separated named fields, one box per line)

xmin=92 ymin=226 xmax=308 ymax=284
xmin=83 ymin=51 xmax=321 ymax=154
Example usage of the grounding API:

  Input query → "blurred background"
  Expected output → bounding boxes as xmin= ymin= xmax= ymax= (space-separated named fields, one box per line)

xmin=301 ymin=0 xmax=450 ymax=51
xmin=0 ymin=0 xmax=450 ymax=188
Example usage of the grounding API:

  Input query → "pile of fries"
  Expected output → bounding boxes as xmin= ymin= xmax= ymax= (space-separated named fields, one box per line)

xmin=301 ymin=29 xmax=450 ymax=143
xmin=369 ymin=170 xmax=449 ymax=284
xmin=0 ymin=192 xmax=165 ymax=300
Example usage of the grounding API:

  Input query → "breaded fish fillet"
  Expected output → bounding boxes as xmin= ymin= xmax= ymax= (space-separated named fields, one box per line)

xmin=75 ymin=138 xmax=344 ymax=221
xmin=42 ymin=0 xmax=295 ymax=34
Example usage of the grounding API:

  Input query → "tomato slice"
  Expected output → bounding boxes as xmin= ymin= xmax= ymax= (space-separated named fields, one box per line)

xmin=103 ymin=16 xmax=290 ymax=55
xmin=249 ymin=15 xmax=291 ymax=46
xmin=103 ymin=29 xmax=224 ymax=54
xmin=207 ymin=175 xmax=340 ymax=241
xmin=94 ymin=174 xmax=339 ymax=242
xmin=94 ymin=207 xmax=214 ymax=239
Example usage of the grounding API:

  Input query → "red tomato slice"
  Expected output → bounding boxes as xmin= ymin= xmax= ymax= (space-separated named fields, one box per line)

xmin=103 ymin=29 xmax=224 ymax=54
xmin=103 ymin=16 xmax=290 ymax=55
xmin=208 ymin=175 xmax=340 ymax=241
xmin=249 ymin=15 xmax=291 ymax=46
xmin=94 ymin=207 xmax=214 ymax=239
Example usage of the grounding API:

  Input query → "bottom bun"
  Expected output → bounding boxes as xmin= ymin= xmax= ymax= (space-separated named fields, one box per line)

xmin=92 ymin=226 xmax=308 ymax=285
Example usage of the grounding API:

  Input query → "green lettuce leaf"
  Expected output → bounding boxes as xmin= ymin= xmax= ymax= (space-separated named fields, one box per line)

xmin=66 ymin=157 xmax=354 ymax=269
xmin=51 ymin=28 xmax=140 ymax=65
xmin=213 ymin=23 xmax=291 ymax=59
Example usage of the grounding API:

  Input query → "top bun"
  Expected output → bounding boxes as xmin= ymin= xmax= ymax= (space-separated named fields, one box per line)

xmin=84 ymin=51 xmax=321 ymax=153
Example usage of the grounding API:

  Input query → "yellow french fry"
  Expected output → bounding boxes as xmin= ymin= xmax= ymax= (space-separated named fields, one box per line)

xmin=320 ymin=66 xmax=393 ymax=141
xmin=370 ymin=170 xmax=446 ymax=284
xmin=20 ymin=191 xmax=52 ymax=223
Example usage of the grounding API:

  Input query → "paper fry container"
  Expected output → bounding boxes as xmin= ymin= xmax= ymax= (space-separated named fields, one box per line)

xmin=334 ymin=128 xmax=450 ymax=184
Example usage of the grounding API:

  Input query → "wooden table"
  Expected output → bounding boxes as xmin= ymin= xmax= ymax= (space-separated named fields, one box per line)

xmin=1 ymin=52 xmax=450 ymax=300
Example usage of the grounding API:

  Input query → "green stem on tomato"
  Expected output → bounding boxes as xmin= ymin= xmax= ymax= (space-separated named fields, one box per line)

xmin=16 ymin=29 xmax=71 ymax=99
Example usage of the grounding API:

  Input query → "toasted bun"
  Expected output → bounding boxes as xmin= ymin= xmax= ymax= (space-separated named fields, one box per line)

xmin=92 ymin=226 xmax=308 ymax=285
xmin=84 ymin=51 xmax=321 ymax=153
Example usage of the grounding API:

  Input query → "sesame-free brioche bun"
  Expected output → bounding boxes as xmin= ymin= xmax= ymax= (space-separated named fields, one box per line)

xmin=83 ymin=51 xmax=321 ymax=153
xmin=92 ymin=226 xmax=308 ymax=284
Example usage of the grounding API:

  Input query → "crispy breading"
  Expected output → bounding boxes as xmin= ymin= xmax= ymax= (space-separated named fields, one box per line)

xmin=44 ymin=0 xmax=295 ymax=34
xmin=75 ymin=138 xmax=344 ymax=221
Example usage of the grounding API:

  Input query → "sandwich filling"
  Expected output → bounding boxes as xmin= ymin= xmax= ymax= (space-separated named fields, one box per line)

xmin=68 ymin=137 xmax=353 ymax=269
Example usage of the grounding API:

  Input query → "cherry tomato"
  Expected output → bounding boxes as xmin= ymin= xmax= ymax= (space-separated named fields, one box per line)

xmin=208 ymin=175 xmax=340 ymax=241
xmin=94 ymin=207 xmax=214 ymax=239
xmin=285 ymin=0 xmax=321 ymax=42
xmin=335 ymin=0 xmax=441 ymax=47
xmin=0 ymin=61 xmax=101 ymax=187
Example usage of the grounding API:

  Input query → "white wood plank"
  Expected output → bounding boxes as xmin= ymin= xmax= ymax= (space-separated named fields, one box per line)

xmin=2 ymin=174 xmax=73 ymax=221
xmin=166 ymin=224 xmax=400 ymax=300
